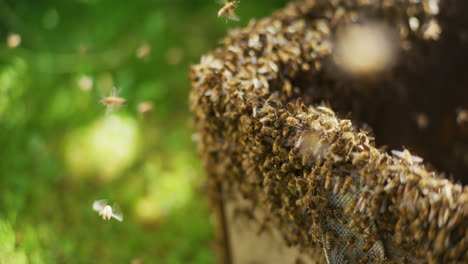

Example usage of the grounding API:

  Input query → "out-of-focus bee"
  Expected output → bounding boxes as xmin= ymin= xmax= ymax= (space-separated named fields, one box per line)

xmin=447 ymin=208 xmax=463 ymax=230
xmin=415 ymin=112 xmax=429 ymax=130
xmin=7 ymin=33 xmax=21 ymax=48
xmin=433 ymin=229 xmax=447 ymax=254
xmin=410 ymin=218 xmax=424 ymax=241
xmin=456 ymin=108 xmax=468 ymax=125
xmin=384 ymin=176 xmax=400 ymax=192
xmin=101 ymin=87 xmax=127 ymax=114
xmin=137 ymin=101 xmax=154 ymax=114
xmin=356 ymin=256 xmax=370 ymax=264
xmin=428 ymin=193 xmax=441 ymax=222
xmin=370 ymin=186 xmax=385 ymax=215
xmin=217 ymin=0 xmax=240 ymax=23
xmin=93 ymin=200 xmax=123 ymax=222
xmin=394 ymin=218 xmax=405 ymax=245
xmin=448 ymin=236 xmax=467 ymax=260
xmin=316 ymin=106 xmax=335 ymax=117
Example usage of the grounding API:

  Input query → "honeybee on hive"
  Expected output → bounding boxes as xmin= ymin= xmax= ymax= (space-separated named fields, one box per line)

xmin=217 ymin=0 xmax=240 ymax=23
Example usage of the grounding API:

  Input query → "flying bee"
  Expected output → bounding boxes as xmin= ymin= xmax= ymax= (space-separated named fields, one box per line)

xmin=93 ymin=199 xmax=123 ymax=222
xmin=101 ymin=87 xmax=127 ymax=114
xmin=217 ymin=0 xmax=240 ymax=23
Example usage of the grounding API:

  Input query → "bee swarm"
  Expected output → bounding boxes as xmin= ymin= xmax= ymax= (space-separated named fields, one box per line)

xmin=190 ymin=0 xmax=468 ymax=263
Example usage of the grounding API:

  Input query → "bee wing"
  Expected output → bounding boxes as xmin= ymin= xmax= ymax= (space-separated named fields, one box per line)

xmin=391 ymin=150 xmax=403 ymax=159
xmin=110 ymin=86 xmax=121 ymax=97
xmin=228 ymin=11 xmax=240 ymax=21
xmin=105 ymin=105 xmax=117 ymax=115
xmin=93 ymin=200 xmax=107 ymax=212
xmin=217 ymin=0 xmax=228 ymax=4
xmin=111 ymin=203 xmax=124 ymax=222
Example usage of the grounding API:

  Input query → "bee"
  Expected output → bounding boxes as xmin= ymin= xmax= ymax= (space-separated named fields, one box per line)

xmin=428 ymin=216 xmax=437 ymax=240
xmin=428 ymin=193 xmax=441 ymax=222
xmin=346 ymin=235 xmax=356 ymax=248
xmin=286 ymin=116 xmax=300 ymax=127
xmin=325 ymin=231 xmax=335 ymax=250
xmin=93 ymin=200 xmax=123 ymax=222
xmin=260 ymin=124 xmax=274 ymax=136
xmin=101 ymin=87 xmax=127 ymax=114
xmin=433 ymin=229 xmax=447 ymax=254
xmin=333 ymin=176 xmax=342 ymax=194
xmin=340 ymin=176 xmax=354 ymax=195
xmin=351 ymin=151 xmax=370 ymax=166
xmin=217 ymin=0 xmax=240 ymax=23
xmin=370 ymin=186 xmax=385 ymax=215
xmin=315 ymin=106 xmax=335 ymax=117
xmin=391 ymin=149 xmax=423 ymax=165
xmin=356 ymin=256 xmax=370 ymax=264
xmin=357 ymin=188 xmax=371 ymax=212
xmin=447 ymin=208 xmax=463 ymax=230
xmin=295 ymin=178 xmax=307 ymax=195
xmin=324 ymin=171 xmax=333 ymax=191
xmin=311 ymin=216 xmax=321 ymax=230
xmin=410 ymin=218 xmax=424 ymax=241
xmin=340 ymin=119 xmax=353 ymax=132
xmin=394 ymin=218 xmax=405 ymax=245
xmin=362 ymin=240 xmax=374 ymax=252
xmin=344 ymin=197 xmax=358 ymax=216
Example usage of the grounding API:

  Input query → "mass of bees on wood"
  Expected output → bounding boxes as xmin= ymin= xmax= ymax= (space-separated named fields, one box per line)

xmin=190 ymin=0 xmax=468 ymax=263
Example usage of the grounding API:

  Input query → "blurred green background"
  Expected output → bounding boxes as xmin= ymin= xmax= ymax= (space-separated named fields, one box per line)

xmin=0 ymin=0 xmax=287 ymax=263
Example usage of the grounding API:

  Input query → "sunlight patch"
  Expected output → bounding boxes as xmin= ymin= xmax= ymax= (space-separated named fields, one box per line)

xmin=65 ymin=115 xmax=140 ymax=182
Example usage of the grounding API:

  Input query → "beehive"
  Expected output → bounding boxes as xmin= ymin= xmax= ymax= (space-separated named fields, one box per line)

xmin=190 ymin=0 xmax=468 ymax=263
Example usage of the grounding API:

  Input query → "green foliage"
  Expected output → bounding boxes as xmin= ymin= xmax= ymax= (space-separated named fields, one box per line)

xmin=0 ymin=0 xmax=287 ymax=263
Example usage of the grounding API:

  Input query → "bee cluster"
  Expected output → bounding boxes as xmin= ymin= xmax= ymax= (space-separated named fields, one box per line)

xmin=190 ymin=0 xmax=467 ymax=263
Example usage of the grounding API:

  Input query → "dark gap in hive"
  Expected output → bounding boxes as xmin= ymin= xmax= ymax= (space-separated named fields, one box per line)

xmin=290 ymin=2 xmax=468 ymax=184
